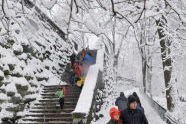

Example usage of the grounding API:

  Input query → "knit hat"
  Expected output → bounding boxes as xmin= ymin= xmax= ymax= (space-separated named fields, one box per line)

xmin=120 ymin=92 xmax=124 ymax=97
xmin=128 ymin=95 xmax=137 ymax=105
xmin=109 ymin=107 xmax=120 ymax=120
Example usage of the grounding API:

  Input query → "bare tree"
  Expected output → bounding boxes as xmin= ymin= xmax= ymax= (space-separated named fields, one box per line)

xmin=156 ymin=16 xmax=173 ymax=111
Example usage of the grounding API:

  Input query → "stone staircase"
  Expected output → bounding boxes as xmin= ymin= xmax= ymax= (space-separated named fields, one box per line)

xmin=19 ymin=85 xmax=81 ymax=124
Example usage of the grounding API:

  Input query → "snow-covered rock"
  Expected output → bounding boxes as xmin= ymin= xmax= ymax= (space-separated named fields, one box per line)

xmin=0 ymin=70 xmax=4 ymax=81
xmin=12 ymin=43 xmax=23 ymax=55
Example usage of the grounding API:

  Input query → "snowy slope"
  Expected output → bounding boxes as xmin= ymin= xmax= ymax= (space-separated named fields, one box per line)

xmin=0 ymin=0 xmax=71 ymax=123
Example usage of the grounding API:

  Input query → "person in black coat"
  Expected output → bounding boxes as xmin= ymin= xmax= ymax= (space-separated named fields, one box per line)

xmin=132 ymin=92 xmax=141 ymax=105
xmin=120 ymin=95 xmax=148 ymax=124
xmin=115 ymin=92 xmax=128 ymax=112
xmin=70 ymin=53 xmax=76 ymax=68
xmin=133 ymin=92 xmax=144 ymax=113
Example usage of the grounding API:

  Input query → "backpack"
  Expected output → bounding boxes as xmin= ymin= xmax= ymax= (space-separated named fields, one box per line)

xmin=137 ymin=104 xmax=144 ymax=113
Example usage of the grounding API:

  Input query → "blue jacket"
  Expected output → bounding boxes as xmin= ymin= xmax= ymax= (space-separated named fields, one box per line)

xmin=83 ymin=54 xmax=94 ymax=64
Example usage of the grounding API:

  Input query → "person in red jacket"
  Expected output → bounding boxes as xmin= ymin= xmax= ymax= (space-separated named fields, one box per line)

xmin=74 ymin=62 xmax=82 ymax=78
xmin=62 ymin=86 xmax=66 ymax=97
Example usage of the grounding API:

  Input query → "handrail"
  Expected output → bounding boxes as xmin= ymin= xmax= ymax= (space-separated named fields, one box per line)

xmin=142 ymin=90 xmax=185 ymax=124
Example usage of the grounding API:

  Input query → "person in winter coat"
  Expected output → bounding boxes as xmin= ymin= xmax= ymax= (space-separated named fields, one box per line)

xmin=70 ymin=53 xmax=76 ymax=68
xmin=81 ymin=49 xmax=86 ymax=58
xmin=107 ymin=107 xmax=123 ymax=124
xmin=55 ymin=87 xmax=65 ymax=109
xmin=115 ymin=92 xmax=128 ymax=112
xmin=62 ymin=86 xmax=66 ymax=97
xmin=132 ymin=92 xmax=144 ymax=113
xmin=69 ymin=68 xmax=75 ymax=85
xmin=74 ymin=62 xmax=82 ymax=78
xmin=82 ymin=53 xmax=94 ymax=64
xmin=76 ymin=76 xmax=85 ymax=89
xmin=120 ymin=95 xmax=148 ymax=124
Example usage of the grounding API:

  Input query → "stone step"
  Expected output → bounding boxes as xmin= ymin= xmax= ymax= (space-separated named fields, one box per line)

xmin=38 ymin=99 xmax=78 ymax=103
xmin=43 ymin=85 xmax=73 ymax=88
xmin=41 ymin=91 xmax=81 ymax=94
xmin=40 ymin=97 xmax=79 ymax=101
xmin=43 ymin=86 xmax=80 ymax=90
xmin=19 ymin=84 xmax=81 ymax=124
xmin=29 ymin=108 xmax=74 ymax=113
xmin=31 ymin=105 xmax=76 ymax=109
xmin=43 ymin=87 xmax=81 ymax=91
xmin=43 ymin=90 xmax=81 ymax=93
xmin=25 ymin=113 xmax=72 ymax=118
xmin=41 ymin=95 xmax=80 ymax=99
xmin=43 ymin=87 xmax=80 ymax=90
xmin=22 ymin=117 xmax=72 ymax=122
xmin=41 ymin=93 xmax=80 ymax=97
xmin=19 ymin=121 xmax=72 ymax=124
xmin=34 ymin=101 xmax=77 ymax=106
xmin=43 ymin=85 xmax=68 ymax=87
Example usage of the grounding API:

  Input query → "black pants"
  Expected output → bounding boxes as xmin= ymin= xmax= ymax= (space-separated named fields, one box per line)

xmin=59 ymin=98 xmax=64 ymax=109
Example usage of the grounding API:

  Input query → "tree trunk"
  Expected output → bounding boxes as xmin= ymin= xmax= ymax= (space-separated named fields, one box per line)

xmin=147 ymin=46 xmax=152 ymax=96
xmin=142 ymin=58 xmax=147 ymax=93
xmin=147 ymin=59 xmax=152 ymax=97
xmin=156 ymin=17 xmax=173 ymax=111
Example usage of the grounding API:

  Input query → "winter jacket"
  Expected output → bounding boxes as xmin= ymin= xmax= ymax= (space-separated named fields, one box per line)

xmin=107 ymin=119 xmax=123 ymax=124
xmin=81 ymin=51 xmax=85 ymax=57
xmin=120 ymin=108 xmax=148 ymax=124
xmin=70 ymin=54 xmax=75 ymax=67
xmin=74 ymin=64 xmax=82 ymax=78
xmin=115 ymin=96 xmax=127 ymax=112
xmin=83 ymin=54 xmax=94 ymax=64
xmin=62 ymin=87 xmax=66 ymax=97
xmin=76 ymin=76 xmax=85 ymax=87
xmin=55 ymin=90 xmax=64 ymax=99
xmin=69 ymin=71 xmax=75 ymax=84
xmin=137 ymin=104 xmax=144 ymax=113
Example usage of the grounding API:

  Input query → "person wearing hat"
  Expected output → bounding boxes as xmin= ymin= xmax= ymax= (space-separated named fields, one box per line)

xmin=107 ymin=107 xmax=123 ymax=124
xmin=115 ymin=92 xmax=127 ymax=112
xmin=132 ymin=92 xmax=144 ymax=113
xmin=120 ymin=95 xmax=148 ymax=124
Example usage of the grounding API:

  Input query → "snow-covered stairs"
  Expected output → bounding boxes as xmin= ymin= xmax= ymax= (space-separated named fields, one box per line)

xmin=20 ymin=85 xmax=81 ymax=124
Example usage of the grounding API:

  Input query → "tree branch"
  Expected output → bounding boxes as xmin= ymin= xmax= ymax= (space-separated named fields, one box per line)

xmin=74 ymin=0 xmax=79 ymax=13
xmin=111 ymin=0 xmax=116 ymax=16
xmin=21 ymin=0 xmax=25 ymax=13
xmin=2 ymin=0 xmax=7 ymax=18
xmin=96 ymin=0 xmax=107 ymax=10
xmin=163 ymin=0 xmax=183 ymax=24
xmin=115 ymin=11 xmax=134 ymax=28
xmin=135 ymin=0 xmax=146 ymax=23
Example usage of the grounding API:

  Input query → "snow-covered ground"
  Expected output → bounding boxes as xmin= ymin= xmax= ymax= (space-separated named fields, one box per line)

xmin=91 ymin=80 xmax=166 ymax=124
